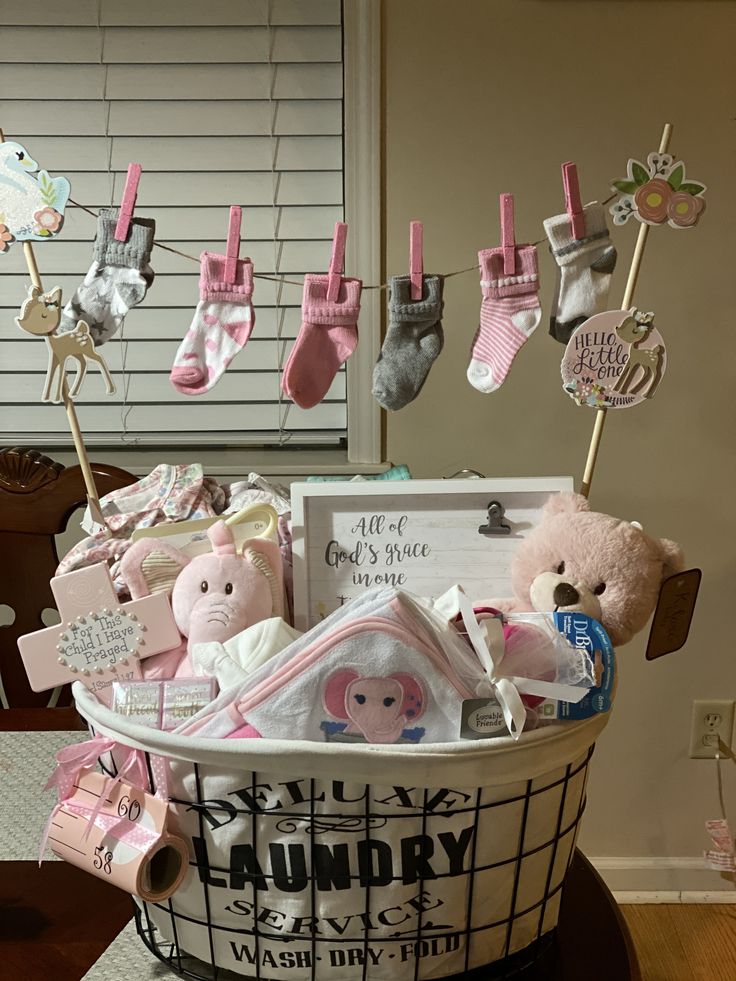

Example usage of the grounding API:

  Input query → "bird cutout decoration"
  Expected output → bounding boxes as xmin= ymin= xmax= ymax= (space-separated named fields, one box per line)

xmin=0 ymin=140 xmax=70 ymax=251
xmin=561 ymin=308 xmax=667 ymax=409
xmin=15 ymin=284 xmax=116 ymax=404
xmin=609 ymin=152 xmax=706 ymax=229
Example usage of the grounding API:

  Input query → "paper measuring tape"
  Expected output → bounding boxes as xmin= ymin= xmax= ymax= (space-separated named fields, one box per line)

xmin=45 ymin=769 xmax=188 ymax=902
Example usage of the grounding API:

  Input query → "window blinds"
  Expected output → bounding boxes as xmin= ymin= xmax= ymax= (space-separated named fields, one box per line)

xmin=0 ymin=0 xmax=347 ymax=447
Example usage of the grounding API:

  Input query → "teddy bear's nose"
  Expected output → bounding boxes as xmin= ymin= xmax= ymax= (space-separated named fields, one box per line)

xmin=553 ymin=582 xmax=580 ymax=607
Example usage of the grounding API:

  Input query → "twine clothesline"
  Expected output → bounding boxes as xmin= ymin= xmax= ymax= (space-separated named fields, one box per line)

xmin=68 ymin=190 xmax=618 ymax=292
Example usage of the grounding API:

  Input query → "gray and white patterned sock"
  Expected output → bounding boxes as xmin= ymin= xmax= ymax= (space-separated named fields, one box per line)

xmin=60 ymin=207 xmax=155 ymax=345
xmin=543 ymin=202 xmax=616 ymax=345
xmin=372 ymin=274 xmax=444 ymax=411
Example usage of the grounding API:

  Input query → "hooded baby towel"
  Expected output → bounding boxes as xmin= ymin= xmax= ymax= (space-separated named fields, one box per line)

xmin=179 ymin=588 xmax=479 ymax=744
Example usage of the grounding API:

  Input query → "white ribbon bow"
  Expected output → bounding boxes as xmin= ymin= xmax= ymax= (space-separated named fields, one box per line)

xmin=445 ymin=588 xmax=590 ymax=741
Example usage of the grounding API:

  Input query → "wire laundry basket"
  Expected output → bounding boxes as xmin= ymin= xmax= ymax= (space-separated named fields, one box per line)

xmin=75 ymin=685 xmax=608 ymax=981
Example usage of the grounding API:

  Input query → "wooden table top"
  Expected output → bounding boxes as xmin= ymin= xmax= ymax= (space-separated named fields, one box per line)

xmin=0 ymin=708 xmax=640 ymax=981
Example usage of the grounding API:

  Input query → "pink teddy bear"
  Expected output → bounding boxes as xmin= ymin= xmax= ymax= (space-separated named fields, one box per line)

xmin=487 ymin=492 xmax=685 ymax=647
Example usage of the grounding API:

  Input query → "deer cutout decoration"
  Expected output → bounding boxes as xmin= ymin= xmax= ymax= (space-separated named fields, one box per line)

xmin=15 ymin=284 xmax=116 ymax=404
xmin=611 ymin=310 xmax=664 ymax=400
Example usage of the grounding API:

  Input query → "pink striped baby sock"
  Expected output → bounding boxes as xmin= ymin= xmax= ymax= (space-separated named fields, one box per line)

xmin=467 ymin=245 xmax=541 ymax=393
xmin=170 ymin=251 xmax=255 ymax=396
xmin=281 ymin=273 xmax=362 ymax=409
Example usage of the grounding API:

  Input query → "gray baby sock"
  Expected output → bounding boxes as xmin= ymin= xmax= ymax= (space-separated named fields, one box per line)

xmin=372 ymin=274 xmax=444 ymax=411
xmin=543 ymin=201 xmax=616 ymax=345
xmin=61 ymin=207 xmax=155 ymax=345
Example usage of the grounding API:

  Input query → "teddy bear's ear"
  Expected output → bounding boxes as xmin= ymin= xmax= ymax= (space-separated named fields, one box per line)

xmin=542 ymin=491 xmax=590 ymax=518
xmin=659 ymin=537 xmax=685 ymax=581
xmin=121 ymin=538 xmax=190 ymax=598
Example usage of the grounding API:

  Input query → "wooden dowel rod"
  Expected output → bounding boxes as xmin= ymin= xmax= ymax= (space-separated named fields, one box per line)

xmin=22 ymin=240 xmax=42 ymax=290
xmin=25 ymin=241 xmax=102 ymax=513
xmin=580 ymin=122 xmax=673 ymax=499
xmin=3 ymin=130 xmax=103 ymax=515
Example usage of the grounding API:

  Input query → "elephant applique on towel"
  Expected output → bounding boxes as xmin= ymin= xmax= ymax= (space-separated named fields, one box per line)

xmin=321 ymin=669 xmax=427 ymax=744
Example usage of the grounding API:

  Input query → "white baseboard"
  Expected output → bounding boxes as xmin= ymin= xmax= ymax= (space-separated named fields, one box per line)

xmin=613 ymin=890 xmax=736 ymax=904
xmin=590 ymin=856 xmax=736 ymax=899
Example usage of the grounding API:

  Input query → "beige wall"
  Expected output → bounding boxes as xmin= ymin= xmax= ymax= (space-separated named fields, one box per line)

xmin=383 ymin=0 xmax=736 ymax=884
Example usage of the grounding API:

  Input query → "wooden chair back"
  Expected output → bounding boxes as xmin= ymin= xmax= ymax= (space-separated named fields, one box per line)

xmin=0 ymin=447 xmax=136 ymax=707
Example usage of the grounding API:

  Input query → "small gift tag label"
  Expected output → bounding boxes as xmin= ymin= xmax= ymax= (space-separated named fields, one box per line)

xmin=460 ymin=698 xmax=509 ymax=740
xmin=646 ymin=568 xmax=701 ymax=660
xmin=704 ymin=850 xmax=736 ymax=873
xmin=705 ymin=818 xmax=734 ymax=853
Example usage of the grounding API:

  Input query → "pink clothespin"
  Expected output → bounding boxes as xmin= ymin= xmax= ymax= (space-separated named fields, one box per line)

xmin=224 ymin=205 xmax=242 ymax=283
xmin=409 ymin=220 xmax=423 ymax=300
xmin=326 ymin=221 xmax=348 ymax=302
xmin=562 ymin=161 xmax=586 ymax=240
xmin=114 ymin=163 xmax=142 ymax=242
xmin=500 ymin=193 xmax=516 ymax=276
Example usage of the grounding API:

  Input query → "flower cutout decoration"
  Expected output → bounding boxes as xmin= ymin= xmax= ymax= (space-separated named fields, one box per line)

xmin=33 ymin=206 xmax=63 ymax=236
xmin=610 ymin=154 xmax=706 ymax=228
xmin=634 ymin=179 xmax=672 ymax=223
xmin=667 ymin=192 xmax=705 ymax=228
xmin=0 ymin=223 xmax=14 ymax=253
xmin=563 ymin=379 xmax=612 ymax=408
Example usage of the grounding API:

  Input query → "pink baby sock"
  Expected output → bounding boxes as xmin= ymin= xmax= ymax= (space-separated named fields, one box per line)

xmin=170 ymin=251 xmax=255 ymax=396
xmin=467 ymin=245 xmax=541 ymax=393
xmin=281 ymin=273 xmax=362 ymax=409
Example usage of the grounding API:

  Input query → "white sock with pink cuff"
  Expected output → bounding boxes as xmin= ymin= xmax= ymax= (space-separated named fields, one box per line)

xmin=170 ymin=251 xmax=255 ymax=396
xmin=467 ymin=244 xmax=541 ymax=393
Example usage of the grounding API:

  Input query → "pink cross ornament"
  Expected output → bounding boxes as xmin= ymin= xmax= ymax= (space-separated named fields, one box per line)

xmin=18 ymin=563 xmax=182 ymax=704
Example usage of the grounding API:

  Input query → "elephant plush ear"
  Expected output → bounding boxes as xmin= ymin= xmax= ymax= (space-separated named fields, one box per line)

xmin=241 ymin=537 xmax=284 ymax=618
xmin=120 ymin=538 xmax=190 ymax=598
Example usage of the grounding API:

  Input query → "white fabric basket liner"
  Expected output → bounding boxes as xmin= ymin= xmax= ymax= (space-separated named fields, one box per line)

xmin=75 ymin=684 xmax=608 ymax=980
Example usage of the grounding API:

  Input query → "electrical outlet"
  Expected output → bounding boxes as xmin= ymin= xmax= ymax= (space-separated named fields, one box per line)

xmin=689 ymin=699 xmax=734 ymax=759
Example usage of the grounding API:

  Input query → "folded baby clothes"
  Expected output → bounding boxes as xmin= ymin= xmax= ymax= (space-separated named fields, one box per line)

xmin=178 ymin=587 xmax=479 ymax=744
xmin=191 ymin=617 xmax=302 ymax=690
xmin=57 ymin=464 xmax=222 ymax=594
xmin=222 ymin=472 xmax=291 ymax=517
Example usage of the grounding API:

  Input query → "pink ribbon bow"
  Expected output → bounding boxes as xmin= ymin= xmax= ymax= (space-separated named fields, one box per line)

xmin=40 ymin=734 xmax=163 ymax=864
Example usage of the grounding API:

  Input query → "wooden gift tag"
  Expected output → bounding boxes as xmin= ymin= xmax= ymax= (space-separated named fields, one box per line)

xmin=646 ymin=568 xmax=701 ymax=660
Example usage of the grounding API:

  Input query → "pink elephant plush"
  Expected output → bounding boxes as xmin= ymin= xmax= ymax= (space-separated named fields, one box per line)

xmin=121 ymin=521 xmax=283 ymax=676
xmin=486 ymin=492 xmax=684 ymax=647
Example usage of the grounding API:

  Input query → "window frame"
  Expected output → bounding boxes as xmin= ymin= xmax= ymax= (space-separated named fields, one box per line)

xmin=2 ymin=0 xmax=383 ymax=479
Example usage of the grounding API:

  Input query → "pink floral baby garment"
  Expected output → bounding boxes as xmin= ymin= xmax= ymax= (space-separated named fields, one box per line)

xmin=56 ymin=464 xmax=221 ymax=593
